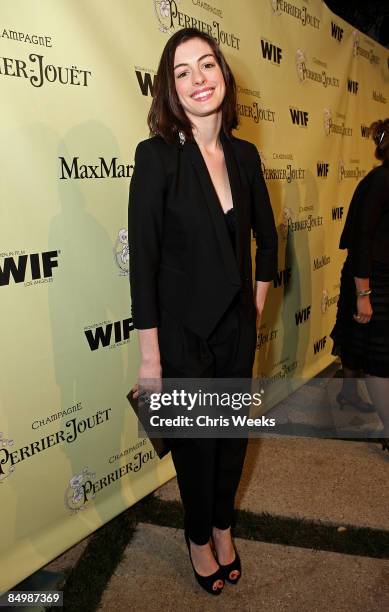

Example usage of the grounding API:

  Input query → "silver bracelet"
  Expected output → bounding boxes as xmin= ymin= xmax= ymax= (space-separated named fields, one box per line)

xmin=356 ymin=289 xmax=372 ymax=297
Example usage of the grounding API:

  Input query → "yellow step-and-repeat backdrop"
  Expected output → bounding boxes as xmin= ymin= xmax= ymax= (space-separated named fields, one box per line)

xmin=1 ymin=0 xmax=388 ymax=591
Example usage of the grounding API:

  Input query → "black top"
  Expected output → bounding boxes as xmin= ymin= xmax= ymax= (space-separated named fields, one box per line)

xmin=339 ymin=161 xmax=389 ymax=277
xmin=224 ymin=206 xmax=236 ymax=253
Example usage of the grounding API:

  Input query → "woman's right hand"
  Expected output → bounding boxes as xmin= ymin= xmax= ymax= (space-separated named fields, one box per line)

xmin=353 ymin=295 xmax=373 ymax=324
xmin=132 ymin=359 xmax=162 ymax=398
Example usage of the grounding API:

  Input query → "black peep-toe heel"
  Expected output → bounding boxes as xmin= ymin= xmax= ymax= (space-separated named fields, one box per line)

xmin=184 ymin=531 xmax=224 ymax=595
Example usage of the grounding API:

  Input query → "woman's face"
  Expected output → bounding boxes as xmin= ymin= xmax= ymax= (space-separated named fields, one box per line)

xmin=173 ymin=37 xmax=226 ymax=122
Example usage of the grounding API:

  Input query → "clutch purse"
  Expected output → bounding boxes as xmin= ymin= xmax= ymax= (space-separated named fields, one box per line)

xmin=126 ymin=387 xmax=170 ymax=459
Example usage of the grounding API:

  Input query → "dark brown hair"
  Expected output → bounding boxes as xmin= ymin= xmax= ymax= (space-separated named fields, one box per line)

xmin=370 ymin=118 xmax=389 ymax=162
xmin=147 ymin=28 xmax=238 ymax=143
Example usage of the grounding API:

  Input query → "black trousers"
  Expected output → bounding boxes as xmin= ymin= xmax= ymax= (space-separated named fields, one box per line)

xmin=158 ymin=290 xmax=257 ymax=545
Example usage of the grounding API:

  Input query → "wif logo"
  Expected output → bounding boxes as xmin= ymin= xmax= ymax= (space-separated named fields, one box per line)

xmin=331 ymin=21 xmax=343 ymax=42
xmin=360 ymin=125 xmax=371 ymax=138
xmin=332 ymin=206 xmax=344 ymax=220
xmin=290 ymin=107 xmax=309 ymax=127
xmin=295 ymin=305 xmax=311 ymax=326
xmin=135 ymin=70 xmax=155 ymax=97
xmin=274 ymin=268 xmax=291 ymax=288
xmin=317 ymin=162 xmax=329 ymax=177
xmin=347 ymin=79 xmax=359 ymax=94
xmin=84 ymin=319 xmax=133 ymax=351
xmin=260 ymin=39 xmax=282 ymax=64
xmin=313 ymin=335 xmax=327 ymax=354
xmin=0 ymin=250 xmax=59 ymax=287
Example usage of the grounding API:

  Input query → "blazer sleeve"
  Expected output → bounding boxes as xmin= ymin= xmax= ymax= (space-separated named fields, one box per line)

xmin=128 ymin=139 xmax=166 ymax=329
xmin=349 ymin=169 xmax=389 ymax=278
xmin=248 ymin=143 xmax=278 ymax=281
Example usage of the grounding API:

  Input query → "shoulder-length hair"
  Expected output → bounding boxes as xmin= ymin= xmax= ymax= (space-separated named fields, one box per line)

xmin=147 ymin=28 xmax=238 ymax=143
xmin=370 ymin=118 xmax=389 ymax=162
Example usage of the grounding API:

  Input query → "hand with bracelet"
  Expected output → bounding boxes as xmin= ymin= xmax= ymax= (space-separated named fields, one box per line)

xmin=353 ymin=281 xmax=373 ymax=324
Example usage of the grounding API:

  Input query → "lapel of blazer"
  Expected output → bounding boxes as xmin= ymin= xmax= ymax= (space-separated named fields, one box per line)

xmin=184 ymin=132 xmax=241 ymax=286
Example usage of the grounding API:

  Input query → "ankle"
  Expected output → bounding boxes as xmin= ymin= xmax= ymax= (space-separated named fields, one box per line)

xmin=212 ymin=526 xmax=232 ymax=541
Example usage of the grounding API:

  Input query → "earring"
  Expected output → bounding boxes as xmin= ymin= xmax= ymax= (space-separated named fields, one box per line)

xmin=178 ymin=130 xmax=186 ymax=146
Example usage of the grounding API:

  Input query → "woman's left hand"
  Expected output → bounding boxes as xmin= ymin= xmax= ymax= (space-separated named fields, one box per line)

xmin=353 ymin=295 xmax=373 ymax=324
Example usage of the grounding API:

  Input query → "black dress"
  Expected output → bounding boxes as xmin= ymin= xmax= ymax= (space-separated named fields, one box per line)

xmin=330 ymin=162 xmax=389 ymax=377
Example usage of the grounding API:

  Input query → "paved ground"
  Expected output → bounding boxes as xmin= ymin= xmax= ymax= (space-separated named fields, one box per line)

xmin=156 ymin=436 xmax=389 ymax=530
xmin=98 ymin=522 xmax=389 ymax=612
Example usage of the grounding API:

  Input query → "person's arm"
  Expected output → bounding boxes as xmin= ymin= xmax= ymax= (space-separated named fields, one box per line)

xmin=349 ymin=169 xmax=389 ymax=325
xmin=248 ymin=144 xmax=278 ymax=323
xmin=353 ymin=277 xmax=372 ymax=324
xmin=128 ymin=140 xmax=166 ymax=393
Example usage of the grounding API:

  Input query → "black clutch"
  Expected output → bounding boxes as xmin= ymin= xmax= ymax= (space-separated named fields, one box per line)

xmin=126 ymin=387 xmax=170 ymax=459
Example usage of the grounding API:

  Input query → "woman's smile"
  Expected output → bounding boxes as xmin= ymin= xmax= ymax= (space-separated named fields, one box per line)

xmin=191 ymin=87 xmax=215 ymax=102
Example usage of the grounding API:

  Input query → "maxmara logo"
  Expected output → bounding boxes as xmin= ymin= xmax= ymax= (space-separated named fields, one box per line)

xmin=0 ymin=250 xmax=60 ymax=287
xmin=59 ymin=157 xmax=133 ymax=179
xmin=237 ymin=100 xmax=275 ymax=123
xmin=338 ymin=159 xmax=366 ymax=183
xmin=260 ymin=38 xmax=282 ymax=65
xmin=84 ymin=319 xmax=134 ymax=351
xmin=280 ymin=208 xmax=323 ymax=239
xmin=269 ymin=0 xmax=320 ymax=29
xmin=154 ymin=0 xmax=240 ymax=49
xmin=352 ymin=31 xmax=380 ymax=65
xmin=0 ymin=53 xmax=91 ymax=88
xmin=313 ymin=254 xmax=330 ymax=270
xmin=296 ymin=50 xmax=339 ymax=87
xmin=323 ymin=109 xmax=352 ymax=137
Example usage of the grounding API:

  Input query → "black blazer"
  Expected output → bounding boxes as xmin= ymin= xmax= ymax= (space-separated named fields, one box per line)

xmin=339 ymin=160 xmax=389 ymax=277
xmin=128 ymin=130 xmax=278 ymax=339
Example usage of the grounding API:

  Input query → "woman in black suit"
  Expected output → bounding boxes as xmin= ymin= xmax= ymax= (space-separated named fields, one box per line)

xmin=331 ymin=118 xmax=389 ymax=452
xmin=128 ymin=28 xmax=278 ymax=595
